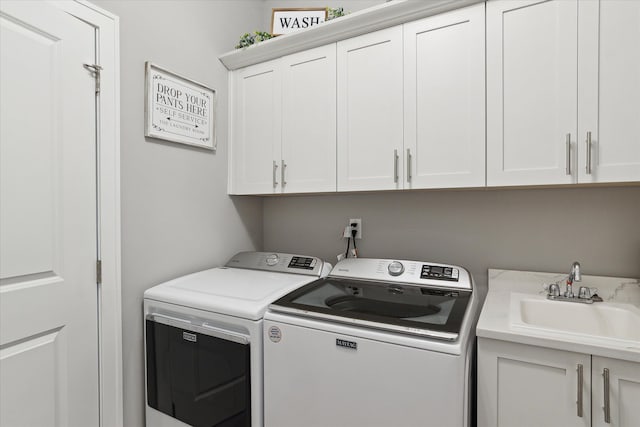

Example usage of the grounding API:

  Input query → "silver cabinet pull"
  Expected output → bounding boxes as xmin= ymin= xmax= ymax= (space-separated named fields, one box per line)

xmin=406 ymin=148 xmax=412 ymax=182
xmin=272 ymin=161 xmax=279 ymax=187
xmin=577 ymin=364 xmax=583 ymax=418
xmin=281 ymin=160 xmax=287 ymax=186
xmin=603 ymin=368 xmax=611 ymax=424
xmin=586 ymin=131 xmax=592 ymax=174
xmin=566 ymin=133 xmax=571 ymax=175
xmin=393 ymin=149 xmax=399 ymax=183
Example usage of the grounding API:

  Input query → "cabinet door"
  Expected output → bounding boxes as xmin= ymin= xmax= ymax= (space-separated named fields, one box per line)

xmin=337 ymin=26 xmax=403 ymax=191
xmin=487 ymin=0 xmax=578 ymax=186
xmin=592 ymin=356 xmax=640 ymax=427
xmin=281 ymin=44 xmax=336 ymax=193
xmin=229 ymin=59 xmax=281 ymax=194
xmin=404 ymin=4 xmax=485 ymax=189
xmin=578 ymin=0 xmax=640 ymax=183
xmin=478 ymin=339 xmax=590 ymax=427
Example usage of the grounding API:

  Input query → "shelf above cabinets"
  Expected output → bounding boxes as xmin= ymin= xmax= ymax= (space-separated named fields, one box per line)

xmin=218 ymin=0 xmax=484 ymax=71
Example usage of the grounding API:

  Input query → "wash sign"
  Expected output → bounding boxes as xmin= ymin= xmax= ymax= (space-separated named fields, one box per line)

xmin=271 ymin=8 xmax=327 ymax=35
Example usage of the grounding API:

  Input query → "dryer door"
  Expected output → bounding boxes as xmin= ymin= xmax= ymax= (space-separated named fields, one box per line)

xmin=145 ymin=314 xmax=251 ymax=427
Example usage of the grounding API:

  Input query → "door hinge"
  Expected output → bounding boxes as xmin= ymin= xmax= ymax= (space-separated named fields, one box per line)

xmin=83 ymin=63 xmax=103 ymax=94
xmin=96 ymin=260 xmax=102 ymax=285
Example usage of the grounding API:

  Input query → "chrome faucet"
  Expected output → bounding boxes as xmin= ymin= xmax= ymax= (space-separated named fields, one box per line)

xmin=546 ymin=261 xmax=599 ymax=304
xmin=565 ymin=261 xmax=581 ymax=298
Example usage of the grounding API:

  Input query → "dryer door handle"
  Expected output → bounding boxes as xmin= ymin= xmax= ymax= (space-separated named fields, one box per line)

xmin=146 ymin=313 xmax=249 ymax=345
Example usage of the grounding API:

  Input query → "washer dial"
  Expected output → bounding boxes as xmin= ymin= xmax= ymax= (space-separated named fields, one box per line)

xmin=265 ymin=254 xmax=279 ymax=266
xmin=388 ymin=261 xmax=404 ymax=276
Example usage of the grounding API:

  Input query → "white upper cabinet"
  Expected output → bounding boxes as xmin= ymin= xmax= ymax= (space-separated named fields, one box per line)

xmin=230 ymin=59 xmax=281 ymax=194
xmin=488 ymin=0 xmax=640 ymax=186
xmin=281 ymin=44 xmax=336 ymax=193
xmin=487 ymin=0 xmax=578 ymax=186
xmin=578 ymin=0 xmax=640 ymax=183
xmin=337 ymin=26 xmax=404 ymax=191
xmin=404 ymin=4 xmax=485 ymax=189
xmin=229 ymin=46 xmax=337 ymax=195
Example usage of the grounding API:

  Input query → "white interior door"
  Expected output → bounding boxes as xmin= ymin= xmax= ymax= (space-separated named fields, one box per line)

xmin=0 ymin=2 xmax=99 ymax=426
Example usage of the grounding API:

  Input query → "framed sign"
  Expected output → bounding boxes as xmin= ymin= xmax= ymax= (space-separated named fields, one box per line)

xmin=145 ymin=62 xmax=216 ymax=150
xmin=271 ymin=8 xmax=327 ymax=35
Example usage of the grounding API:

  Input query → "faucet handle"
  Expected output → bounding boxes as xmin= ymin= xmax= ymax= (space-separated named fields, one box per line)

xmin=578 ymin=286 xmax=591 ymax=299
xmin=546 ymin=283 xmax=561 ymax=298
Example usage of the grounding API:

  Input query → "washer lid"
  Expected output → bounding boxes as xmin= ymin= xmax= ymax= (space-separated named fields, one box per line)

xmin=144 ymin=267 xmax=320 ymax=320
xmin=269 ymin=276 xmax=471 ymax=340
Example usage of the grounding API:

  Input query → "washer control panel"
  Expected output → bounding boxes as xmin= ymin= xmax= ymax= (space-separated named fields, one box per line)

xmin=420 ymin=265 xmax=459 ymax=282
xmin=330 ymin=258 xmax=471 ymax=290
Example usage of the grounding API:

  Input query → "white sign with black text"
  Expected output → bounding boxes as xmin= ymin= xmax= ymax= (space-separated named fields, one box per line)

xmin=271 ymin=8 xmax=327 ymax=35
xmin=145 ymin=62 xmax=216 ymax=150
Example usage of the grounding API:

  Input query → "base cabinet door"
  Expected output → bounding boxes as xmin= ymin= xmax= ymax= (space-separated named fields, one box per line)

xmin=337 ymin=26 xmax=403 ymax=191
xmin=577 ymin=0 xmax=640 ymax=183
xmin=478 ymin=339 xmax=591 ymax=427
xmin=281 ymin=45 xmax=336 ymax=193
xmin=403 ymin=4 xmax=485 ymax=189
xmin=592 ymin=356 xmax=640 ymax=427
xmin=230 ymin=59 xmax=282 ymax=194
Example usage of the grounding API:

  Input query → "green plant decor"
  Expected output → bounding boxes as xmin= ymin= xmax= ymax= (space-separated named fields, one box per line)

xmin=235 ymin=31 xmax=274 ymax=49
xmin=327 ymin=7 xmax=347 ymax=20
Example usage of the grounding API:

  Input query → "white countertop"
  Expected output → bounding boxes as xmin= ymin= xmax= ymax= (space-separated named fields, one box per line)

xmin=477 ymin=269 xmax=640 ymax=363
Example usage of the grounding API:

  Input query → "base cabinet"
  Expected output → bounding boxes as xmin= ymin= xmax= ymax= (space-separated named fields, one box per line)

xmin=592 ymin=356 xmax=640 ymax=427
xmin=478 ymin=338 xmax=640 ymax=427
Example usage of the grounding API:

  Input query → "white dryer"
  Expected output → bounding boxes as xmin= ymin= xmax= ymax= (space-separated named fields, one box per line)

xmin=263 ymin=257 xmax=480 ymax=427
xmin=143 ymin=251 xmax=331 ymax=427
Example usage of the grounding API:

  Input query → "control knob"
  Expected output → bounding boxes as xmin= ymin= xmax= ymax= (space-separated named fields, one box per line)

xmin=265 ymin=254 xmax=279 ymax=266
xmin=388 ymin=261 xmax=404 ymax=276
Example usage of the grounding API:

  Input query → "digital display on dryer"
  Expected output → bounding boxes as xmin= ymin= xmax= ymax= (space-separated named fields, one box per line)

xmin=288 ymin=256 xmax=316 ymax=270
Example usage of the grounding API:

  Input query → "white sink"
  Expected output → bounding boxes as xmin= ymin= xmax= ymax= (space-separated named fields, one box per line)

xmin=510 ymin=294 xmax=640 ymax=342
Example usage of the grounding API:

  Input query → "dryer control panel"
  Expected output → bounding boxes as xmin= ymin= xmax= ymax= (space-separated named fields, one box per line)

xmin=225 ymin=251 xmax=331 ymax=277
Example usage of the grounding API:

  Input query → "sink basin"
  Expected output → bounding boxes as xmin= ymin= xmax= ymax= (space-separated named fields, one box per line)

xmin=511 ymin=294 xmax=640 ymax=342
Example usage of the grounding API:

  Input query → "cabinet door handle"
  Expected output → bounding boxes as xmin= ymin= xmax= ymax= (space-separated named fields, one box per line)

xmin=565 ymin=133 xmax=571 ymax=175
xmin=281 ymin=160 xmax=287 ymax=186
xmin=577 ymin=364 xmax=583 ymax=418
xmin=406 ymin=149 xmax=412 ymax=182
xmin=603 ymin=368 xmax=611 ymax=424
xmin=272 ymin=161 xmax=279 ymax=187
xmin=586 ymin=131 xmax=592 ymax=175
xmin=393 ymin=149 xmax=399 ymax=183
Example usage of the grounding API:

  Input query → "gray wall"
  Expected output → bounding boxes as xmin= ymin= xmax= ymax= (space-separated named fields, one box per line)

xmin=91 ymin=1 xmax=263 ymax=426
xmin=263 ymin=186 xmax=640 ymax=290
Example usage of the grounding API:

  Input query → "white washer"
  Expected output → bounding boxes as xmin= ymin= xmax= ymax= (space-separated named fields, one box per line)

xmin=263 ymin=257 xmax=480 ymax=427
xmin=143 ymin=251 xmax=331 ymax=427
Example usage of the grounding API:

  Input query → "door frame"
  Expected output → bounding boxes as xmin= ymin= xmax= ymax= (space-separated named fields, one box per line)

xmin=49 ymin=1 xmax=122 ymax=426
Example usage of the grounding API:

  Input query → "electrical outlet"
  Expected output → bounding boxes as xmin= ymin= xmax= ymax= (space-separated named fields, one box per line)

xmin=349 ymin=218 xmax=362 ymax=239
